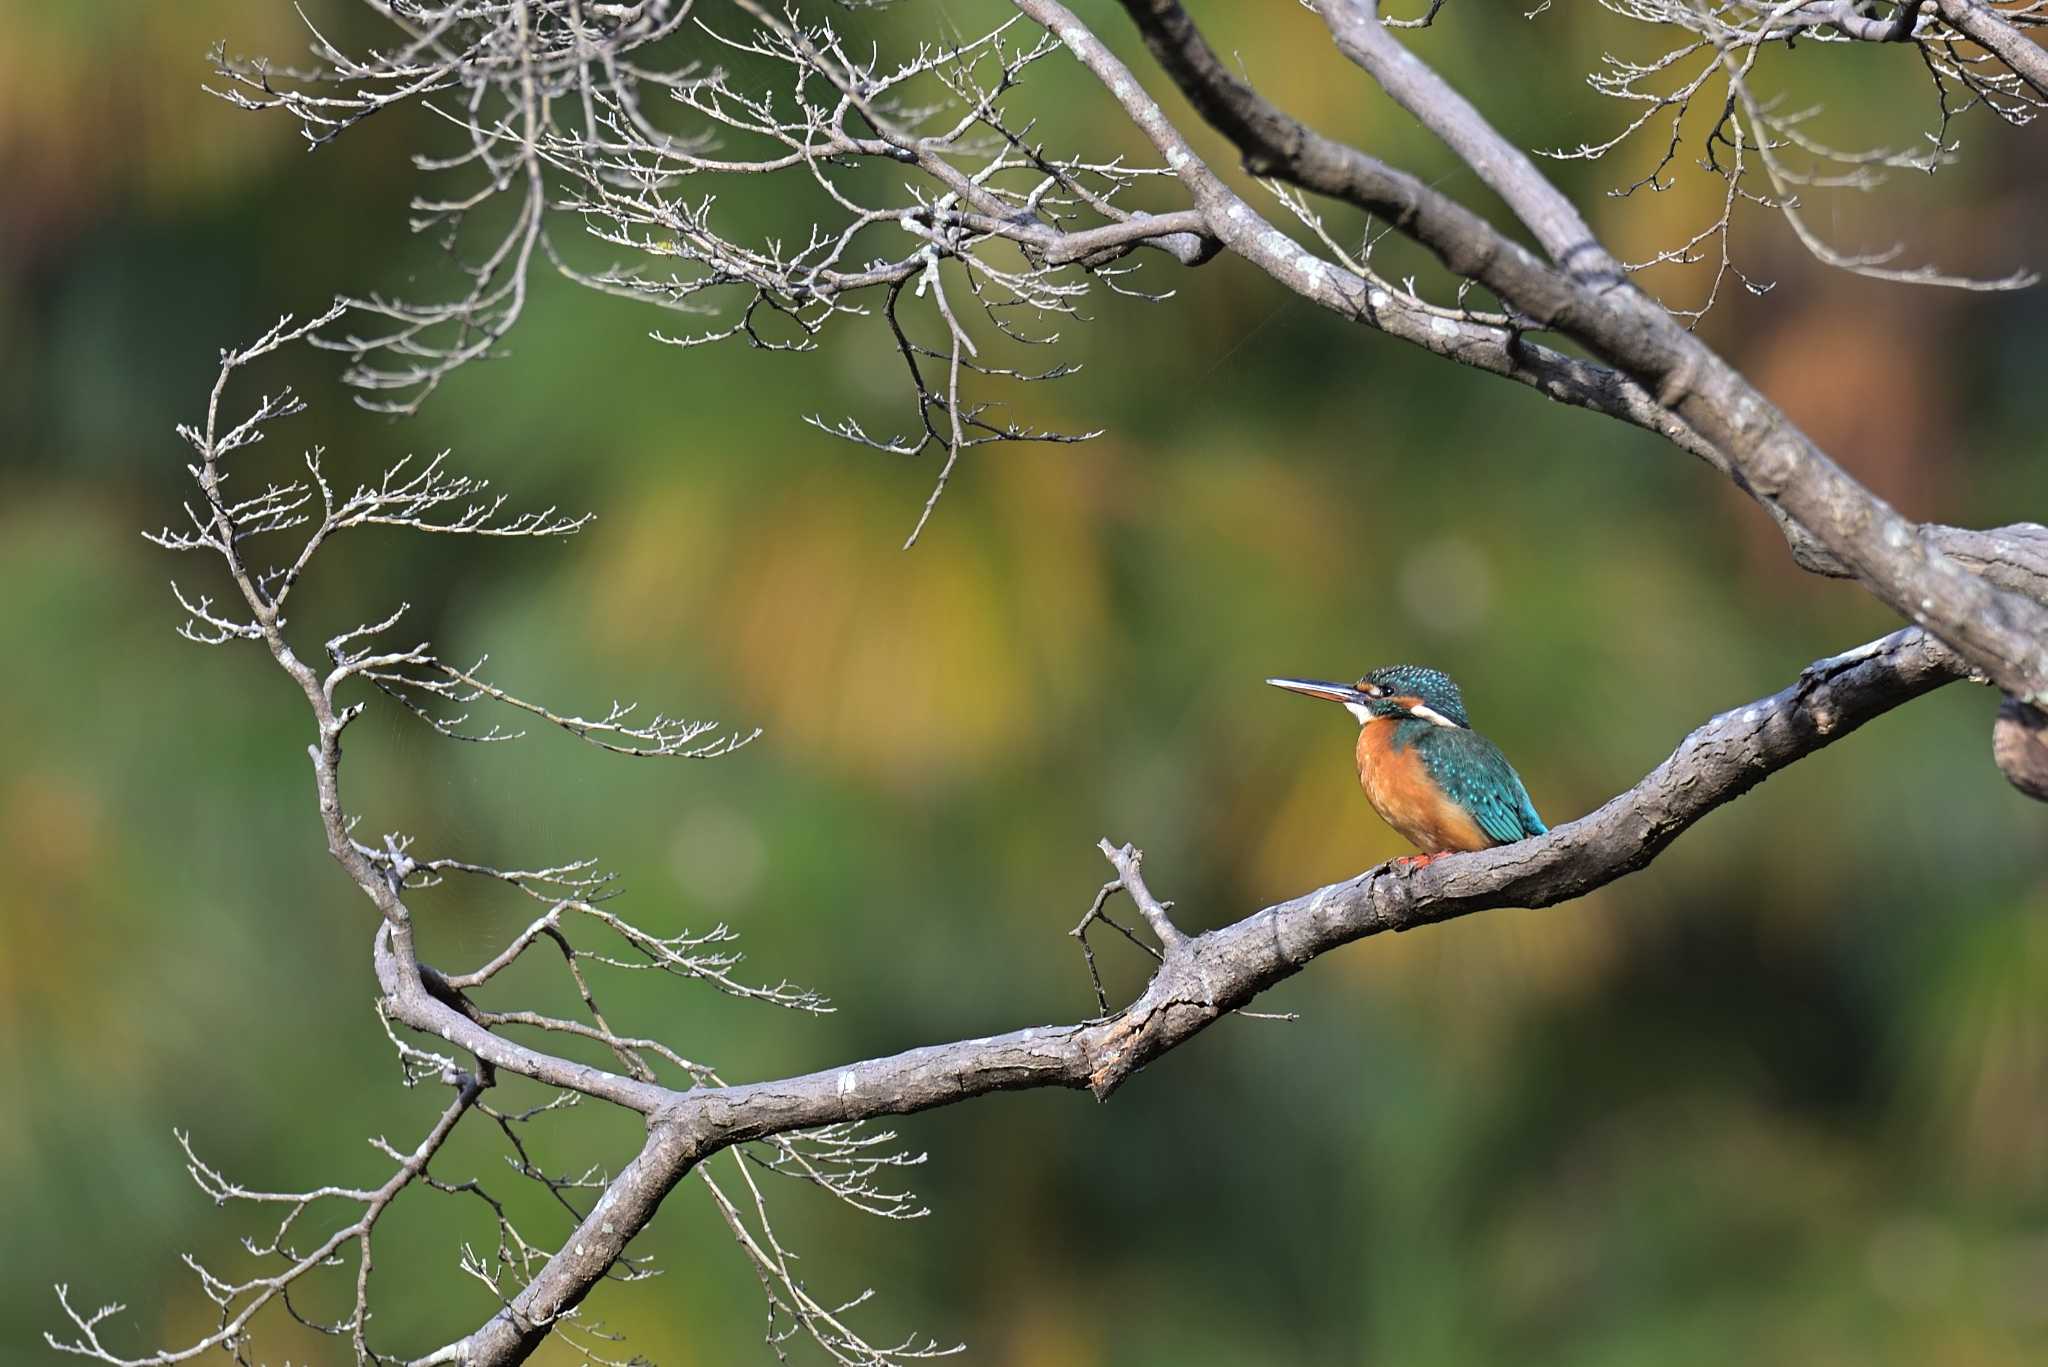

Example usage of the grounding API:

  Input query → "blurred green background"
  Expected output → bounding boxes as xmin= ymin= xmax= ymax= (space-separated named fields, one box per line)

xmin=4 ymin=2 xmax=2046 ymax=1363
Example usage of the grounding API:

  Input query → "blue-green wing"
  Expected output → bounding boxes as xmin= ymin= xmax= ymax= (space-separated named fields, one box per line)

xmin=1416 ymin=726 xmax=1547 ymax=844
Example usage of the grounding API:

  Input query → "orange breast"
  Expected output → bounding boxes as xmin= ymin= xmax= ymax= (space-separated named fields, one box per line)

xmin=1355 ymin=720 xmax=1491 ymax=853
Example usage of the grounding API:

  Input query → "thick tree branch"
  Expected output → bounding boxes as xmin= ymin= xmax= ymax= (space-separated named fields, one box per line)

xmin=1011 ymin=1 xmax=1847 ymax=548
xmin=1112 ymin=3 xmax=2048 ymax=670
xmin=1086 ymin=0 xmax=2048 ymax=705
xmin=1994 ymin=697 xmax=2048 ymax=798
xmin=421 ymin=625 xmax=1962 ymax=1364
xmin=1313 ymin=0 xmax=2048 ymax=703
xmin=1929 ymin=522 xmax=2048 ymax=599
xmin=1064 ymin=0 xmax=2048 ymax=707
xmin=1109 ymin=0 xmax=2047 ymax=587
xmin=1935 ymin=0 xmax=2048 ymax=97
xmin=1106 ymin=0 xmax=1855 ymax=573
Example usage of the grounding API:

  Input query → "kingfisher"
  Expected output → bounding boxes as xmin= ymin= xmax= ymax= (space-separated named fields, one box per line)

xmin=1267 ymin=665 xmax=1546 ymax=868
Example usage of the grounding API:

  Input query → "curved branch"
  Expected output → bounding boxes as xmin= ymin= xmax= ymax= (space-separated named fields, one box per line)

xmin=1104 ymin=0 xmax=1853 ymax=574
xmin=1007 ymin=0 xmax=1781 ymax=532
xmin=1038 ymin=0 xmax=2043 ymax=710
xmin=423 ymin=625 xmax=1963 ymax=1365
xmin=1313 ymin=0 xmax=2048 ymax=704
xmin=1082 ymin=0 xmax=2048 ymax=706
xmin=1109 ymin=1 xmax=2043 ymax=600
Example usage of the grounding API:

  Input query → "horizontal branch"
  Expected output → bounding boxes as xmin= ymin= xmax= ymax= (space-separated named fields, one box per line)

xmin=428 ymin=625 xmax=1964 ymax=1364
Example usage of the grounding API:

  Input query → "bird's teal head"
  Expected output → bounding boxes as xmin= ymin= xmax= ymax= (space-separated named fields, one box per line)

xmin=1265 ymin=664 xmax=1471 ymax=728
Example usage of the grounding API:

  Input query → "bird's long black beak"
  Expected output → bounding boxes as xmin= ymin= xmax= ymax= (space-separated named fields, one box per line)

xmin=1265 ymin=676 xmax=1372 ymax=707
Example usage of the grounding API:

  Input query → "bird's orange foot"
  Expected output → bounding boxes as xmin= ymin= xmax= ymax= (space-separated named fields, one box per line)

xmin=1391 ymin=851 xmax=1452 ymax=871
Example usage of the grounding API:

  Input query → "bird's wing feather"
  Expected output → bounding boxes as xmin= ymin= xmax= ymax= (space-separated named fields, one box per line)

xmin=1415 ymin=726 xmax=1547 ymax=844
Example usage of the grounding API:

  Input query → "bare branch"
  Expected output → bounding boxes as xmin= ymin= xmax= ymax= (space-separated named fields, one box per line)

xmin=429 ymin=624 xmax=1964 ymax=1365
xmin=1936 ymin=0 xmax=2048 ymax=100
xmin=1310 ymin=0 xmax=2048 ymax=704
xmin=1542 ymin=1 xmax=2040 ymax=306
xmin=48 ymin=1074 xmax=483 ymax=1365
xmin=73 ymin=1 xmax=2048 ymax=1359
xmin=214 ymin=0 xmax=1221 ymax=538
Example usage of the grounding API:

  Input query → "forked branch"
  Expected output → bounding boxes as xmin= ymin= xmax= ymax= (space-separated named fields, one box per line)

xmin=426 ymin=624 xmax=1965 ymax=1366
xmin=54 ymin=0 xmax=2048 ymax=1360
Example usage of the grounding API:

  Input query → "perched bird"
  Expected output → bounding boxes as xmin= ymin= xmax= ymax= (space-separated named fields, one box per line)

xmin=1267 ymin=665 xmax=1546 ymax=868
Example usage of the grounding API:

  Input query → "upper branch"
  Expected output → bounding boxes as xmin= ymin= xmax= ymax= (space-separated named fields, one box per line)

xmin=1085 ymin=0 xmax=2048 ymax=711
xmin=1311 ymin=0 xmax=2048 ymax=703
xmin=217 ymin=1 xmax=1223 ymax=538
xmin=1936 ymin=0 xmax=2048 ymax=98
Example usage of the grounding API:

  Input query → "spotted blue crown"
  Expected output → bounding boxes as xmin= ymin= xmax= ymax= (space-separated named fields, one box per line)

xmin=1362 ymin=665 xmax=1470 ymax=728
